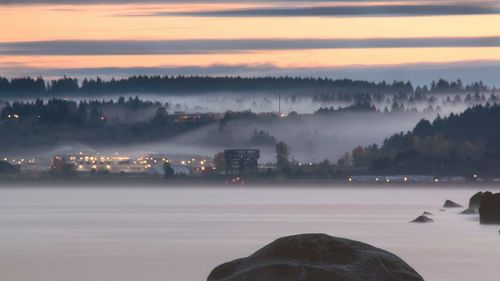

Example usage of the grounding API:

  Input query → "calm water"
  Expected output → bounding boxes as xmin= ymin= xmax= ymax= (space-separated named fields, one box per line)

xmin=0 ymin=186 xmax=499 ymax=281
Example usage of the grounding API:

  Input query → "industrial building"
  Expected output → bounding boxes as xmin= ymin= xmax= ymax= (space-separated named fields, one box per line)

xmin=224 ymin=149 xmax=260 ymax=175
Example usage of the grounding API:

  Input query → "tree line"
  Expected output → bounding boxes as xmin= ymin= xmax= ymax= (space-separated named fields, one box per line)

xmin=0 ymin=97 xmax=165 ymax=126
xmin=2 ymin=76 xmax=490 ymax=97
xmin=343 ymin=103 xmax=500 ymax=176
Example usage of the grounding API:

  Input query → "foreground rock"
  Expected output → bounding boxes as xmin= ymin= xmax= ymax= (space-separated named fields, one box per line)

xmin=411 ymin=215 xmax=434 ymax=223
xmin=469 ymin=191 xmax=490 ymax=210
xmin=479 ymin=193 xmax=500 ymax=224
xmin=207 ymin=233 xmax=424 ymax=281
xmin=443 ymin=200 xmax=463 ymax=208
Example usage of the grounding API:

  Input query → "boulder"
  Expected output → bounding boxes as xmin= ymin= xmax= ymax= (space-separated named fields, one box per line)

xmin=469 ymin=191 xmax=491 ymax=210
xmin=443 ymin=200 xmax=463 ymax=208
xmin=207 ymin=233 xmax=424 ymax=281
xmin=411 ymin=215 xmax=434 ymax=223
xmin=479 ymin=193 xmax=500 ymax=224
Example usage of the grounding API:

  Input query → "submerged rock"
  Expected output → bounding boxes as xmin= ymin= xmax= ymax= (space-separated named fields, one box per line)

xmin=460 ymin=208 xmax=477 ymax=215
xmin=479 ymin=193 xmax=500 ymax=224
xmin=443 ymin=200 xmax=463 ymax=208
xmin=207 ymin=233 xmax=424 ymax=281
xmin=411 ymin=215 xmax=434 ymax=223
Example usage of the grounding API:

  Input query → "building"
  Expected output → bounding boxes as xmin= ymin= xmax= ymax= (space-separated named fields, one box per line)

xmin=51 ymin=155 xmax=77 ymax=175
xmin=1 ymin=157 xmax=43 ymax=174
xmin=52 ymin=154 xmax=146 ymax=174
xmin=171 ymin=112 xmax=223 ymax=123
xmin=224 ymin=149 xmax=260 ymax=175
xmin=143 ymin=154 xmax=213 ymax=175
xmin=171 ymin=165 xmax=191 ymax=175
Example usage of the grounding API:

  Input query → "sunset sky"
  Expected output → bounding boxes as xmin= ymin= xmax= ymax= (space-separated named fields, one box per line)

xmin=2 ymin=0 xmax=500 ymax=85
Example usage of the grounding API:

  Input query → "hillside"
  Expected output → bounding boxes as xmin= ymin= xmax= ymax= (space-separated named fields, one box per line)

xmin=347 ymin=104 xmax=500 ymax=176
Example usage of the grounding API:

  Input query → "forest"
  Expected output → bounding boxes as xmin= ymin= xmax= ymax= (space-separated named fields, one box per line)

xmin=0 ymin=97 xmax=213 ymax=154
xmin=0 ymin=97 xmax=165 ymax=125
xmin=3 ymin=77 xmax=500 ymax=177
xmin=344 ymin=104 xmax=500 ymax=176
xmin=0 ymin=75 xmax=491 ymax=97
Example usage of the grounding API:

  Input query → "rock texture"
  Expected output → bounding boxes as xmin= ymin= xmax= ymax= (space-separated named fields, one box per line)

xmin=443 ymin=200 xmax=463 ymax=208
xmin=479 ymin=193 xmax=500 ymax=224
xmin=411 ymin=215 xmax=434 ymax=223
xmin=469 ymin=191 xmax=489 ymax=210
xmin=207 ymin=233 xmax=424 ymax=281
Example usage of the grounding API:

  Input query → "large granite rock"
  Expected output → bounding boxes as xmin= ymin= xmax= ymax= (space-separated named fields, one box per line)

xmin=479 ymin=193 xmax=500 ymax=224
xmin=207 ymin=234 xmax=424 ymax=281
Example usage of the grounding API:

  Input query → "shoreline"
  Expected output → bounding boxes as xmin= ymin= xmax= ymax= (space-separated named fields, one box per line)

xmin=0 ymin=175 xmax=498 ymax=188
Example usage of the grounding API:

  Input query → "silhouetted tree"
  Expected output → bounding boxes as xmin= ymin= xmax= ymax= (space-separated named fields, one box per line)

xmin=163 ymin=162 xmax=174 ymax=178
xmin=276 ymin=141 xmax=290 ymax=170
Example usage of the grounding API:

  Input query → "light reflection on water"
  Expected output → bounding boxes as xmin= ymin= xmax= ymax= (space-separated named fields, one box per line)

xmin=0 ymin=186 xmax=498 ymax=281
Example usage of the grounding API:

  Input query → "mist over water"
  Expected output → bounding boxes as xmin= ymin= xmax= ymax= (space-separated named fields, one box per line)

xmin=0 ymin=185 xmax=498 ymax=281
xmin=160 ymin=110 xmax=428 ymax=162
xmin=35 ymin=109 xmax=425 ymax=163
xmin=0 ymin=90 xmax=495 ymax=163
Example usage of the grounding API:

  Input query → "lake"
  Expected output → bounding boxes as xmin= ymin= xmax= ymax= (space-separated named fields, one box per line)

xmin=0 ymin=186 xmax=498 ymax=281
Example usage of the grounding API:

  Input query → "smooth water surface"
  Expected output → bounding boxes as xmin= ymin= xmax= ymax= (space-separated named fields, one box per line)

xmin=0 ymin=186 xmax=499 ymax=281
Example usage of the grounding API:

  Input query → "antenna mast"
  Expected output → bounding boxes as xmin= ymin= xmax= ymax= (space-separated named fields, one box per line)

xmin=278 ymin=94 xmax=281 ymax=117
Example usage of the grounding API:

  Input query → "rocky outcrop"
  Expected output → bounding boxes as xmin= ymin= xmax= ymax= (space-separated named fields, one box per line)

xmin=479 ymin=193 xmax=500 ymax=224
xmin=443 ymin=200 xmax=463 ymax=208
xmin=411 ymin=215 xmax=434 ymax=223
xmin=423 ymin=211 xmax=433 ymax=215
xmin=469 ymin=191 xmax=490 ymax=210
xmin=207 ymin=233 xmax=424 ymax=281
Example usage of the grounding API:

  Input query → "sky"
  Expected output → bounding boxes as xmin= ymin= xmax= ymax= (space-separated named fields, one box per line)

xmin=2 ymin=0 xmax=500 ymax=85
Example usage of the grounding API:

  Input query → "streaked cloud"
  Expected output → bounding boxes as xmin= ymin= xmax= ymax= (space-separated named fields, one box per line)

xmin=3 ymin=0 xmax=498 ymax=19
xmin=0 ymin=0 xmax=447 ymax=3
xmin=2 ymin=1 xmax=500 ymax=82
xmin=3 ymin=37 xmax=500 ymax=55
xmin=153 ymin=3 xmax=500 ymax=17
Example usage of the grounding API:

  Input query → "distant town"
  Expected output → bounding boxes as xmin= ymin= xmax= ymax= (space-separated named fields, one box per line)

xmin=0 ymin=146 xmax=488 ymax=185
xmin=2 ymin=76 xmax=500 ymax=184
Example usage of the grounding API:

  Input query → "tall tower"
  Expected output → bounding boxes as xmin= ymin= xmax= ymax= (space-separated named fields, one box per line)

xmin=278 ymin=94 xmax=281 ymax=117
